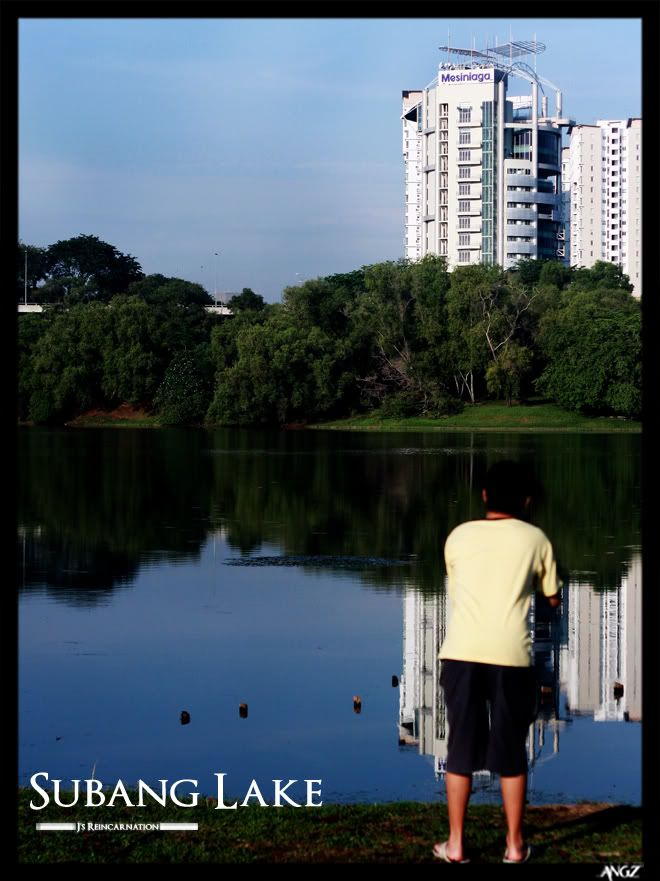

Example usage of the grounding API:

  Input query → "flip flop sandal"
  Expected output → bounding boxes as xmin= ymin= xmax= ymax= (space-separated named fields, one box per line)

xmin=503 ymin=845 xmax=532 ymax=863
xmin=432 ymin=841 xmax=471 ymax=863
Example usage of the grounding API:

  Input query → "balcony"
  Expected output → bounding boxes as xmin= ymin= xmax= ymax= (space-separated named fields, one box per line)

xmin=506 ymin=223 xmax=535 ymax=236
xmin=506 ymin=173 xmax=537 ymax=187
xmin=457 ymin=204 xmax=481 ymax=215
xmin=506 ymin=241 xmax=537 ymax=255
xmin=506 ymin=208 xmax=536 ymax=221
xmin=505 ymin=191 xmax=560 ymax=206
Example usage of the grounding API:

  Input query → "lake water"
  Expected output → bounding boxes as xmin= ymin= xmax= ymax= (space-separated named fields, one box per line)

xmin=18 ymin=427 xmax=641 ymax=805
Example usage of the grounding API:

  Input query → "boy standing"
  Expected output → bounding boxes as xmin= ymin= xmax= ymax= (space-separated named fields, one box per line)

xmin=433 ymin=460 xmax=562 ymax=864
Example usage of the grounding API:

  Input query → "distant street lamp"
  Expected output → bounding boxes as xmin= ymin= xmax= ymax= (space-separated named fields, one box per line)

xmin=214 ymin=251 xmax=220 ymax=302
xmin=24 ymin=248 xmax=28 ymax=305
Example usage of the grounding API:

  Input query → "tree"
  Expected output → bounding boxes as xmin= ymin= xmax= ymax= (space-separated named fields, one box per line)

xmin=127 ymin=274 xmax=212 ymax=307
xmin=154 ymin=348 xmax=213 ymax=425
xmin=45 ymin=234 xmax=144 ymax=302
xmin=446 ymin=266 xmax=491 ymax=403
xmin=339 ymin=257 xmax=456 ymax=414
xmin=18 ymin=313 xmax=52 ymax=420
xmin=536 ymin=288 xmax=641 ymax=417
xmin=570 ymin=260 xmax=633 ymax=293
xmin=29 ymin=303 xmax=111 ymax=422
xmin=227 ymin=288 xmax=266 ymax=313
xmin=101 ymin=296 xmax=162 ymax=405
xmin=509 ymin=258 xmax=543 ymax=288
xmin=283 ymin=276 xmax=359 ymax=337
xmin=485 ymin=342 xmax=533 ymax=405
xmin=538 ymin=260 xmax=572 ymax=290
xmin=206 ymin=312 xmax=352 ymax=425
xmin=348 ymin=260 xmax=417 ymax=405
xmin=446 ymin=265 xmax=537 ymax=403
xmin=125 ymin=275 xmax=214 ymax=360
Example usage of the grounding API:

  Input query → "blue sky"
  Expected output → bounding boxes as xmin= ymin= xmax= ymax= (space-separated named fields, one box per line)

xmin=19 ymin=17 xmax=641 ymax=301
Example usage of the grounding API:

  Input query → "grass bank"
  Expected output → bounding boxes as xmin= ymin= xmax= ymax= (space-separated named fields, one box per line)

xmin=64 ymin=404 xmax=162 ymax=429
xmin=310 ymin=402 xmax=641 ymax=433
xmin=17 ymin=793 xmax=641 ymax=864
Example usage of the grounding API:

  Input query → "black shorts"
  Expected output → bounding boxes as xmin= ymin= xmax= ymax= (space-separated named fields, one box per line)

xmin=440 ymin=659 xmax=538 ymax=777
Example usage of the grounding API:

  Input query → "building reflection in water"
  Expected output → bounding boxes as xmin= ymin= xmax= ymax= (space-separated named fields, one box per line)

xmin=398 ymin=553 xmax=641 ymax=783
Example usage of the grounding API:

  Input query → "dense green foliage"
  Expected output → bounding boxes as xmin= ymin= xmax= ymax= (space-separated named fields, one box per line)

xmin=154 ymin=348 xmax=214 ymax=425
xmin=17 ymin=237 xmax=641 ymax=425
xmin=535 ymin=287 xmax=641 ymax=418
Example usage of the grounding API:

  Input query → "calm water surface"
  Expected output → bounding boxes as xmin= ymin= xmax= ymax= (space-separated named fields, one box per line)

xmin=18 ymin=428 xmax=641 ymax=804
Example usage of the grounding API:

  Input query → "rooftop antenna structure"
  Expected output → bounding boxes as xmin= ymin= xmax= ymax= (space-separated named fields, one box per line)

xmin=437 ymin=36 xmax=553 ymax=96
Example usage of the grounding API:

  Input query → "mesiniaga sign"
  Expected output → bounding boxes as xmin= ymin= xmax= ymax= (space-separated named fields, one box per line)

xmin=440 ymin=69 xmax=494 ymax=84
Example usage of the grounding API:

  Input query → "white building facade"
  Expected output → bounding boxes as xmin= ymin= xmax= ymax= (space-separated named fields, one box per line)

xmin=402 ymin=43 xmax=573 ymax=271
xmin=562 ymin=119 xmax=642 ymax=296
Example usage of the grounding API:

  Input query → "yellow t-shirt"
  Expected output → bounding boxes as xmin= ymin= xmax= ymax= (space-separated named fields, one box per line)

xmin=438 ymin=518 xmax=561 ymax=667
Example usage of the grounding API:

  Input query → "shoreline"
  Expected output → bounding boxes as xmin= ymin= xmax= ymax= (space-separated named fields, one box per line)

xmin=18 ymin=401 xmax=641 ymax=434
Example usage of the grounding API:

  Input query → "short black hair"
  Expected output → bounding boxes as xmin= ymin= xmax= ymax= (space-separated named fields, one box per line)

xmin=483 ymin=460 xmax=536 ymax=517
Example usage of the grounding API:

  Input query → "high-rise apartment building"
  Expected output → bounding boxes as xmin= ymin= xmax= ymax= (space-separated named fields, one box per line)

xmin=402 ymin=41 xmax=574 ymax=270
xmin=561 ymin=119 xmax=642 ymax=296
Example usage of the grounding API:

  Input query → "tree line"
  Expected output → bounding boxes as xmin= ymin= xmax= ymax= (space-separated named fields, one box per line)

xmin=17 ymin=234 xmax=641 ymax=426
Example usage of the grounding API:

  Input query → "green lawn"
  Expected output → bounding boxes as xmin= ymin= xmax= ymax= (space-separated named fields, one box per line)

xmin=310 ymin=402 xmax=640 ymax=433
xmin=17 ymin=794 xmax=642 ymax=864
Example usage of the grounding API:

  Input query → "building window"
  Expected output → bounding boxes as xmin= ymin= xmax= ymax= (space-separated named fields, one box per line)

xmin=459 ymin=200 xmax=470 ymax=212
xmin=459 ymin=234 xmax=470 ymax=245
xmin=459 ymin=131 xmax=471 ymax=145
xmin=459 ymin=150 xmax=471 ymax=161
xmin=459 ymin=217 xmax=470 ymax=229
xmin=458 ymin=250 xmax=471 ymax=263
xmin=459 ymin=107 xmax=472 ymax=123
xmin=459 ymin=167 xmax=471 ymax=178
xmin=459 ymin=183 xmax=471 ymax=195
